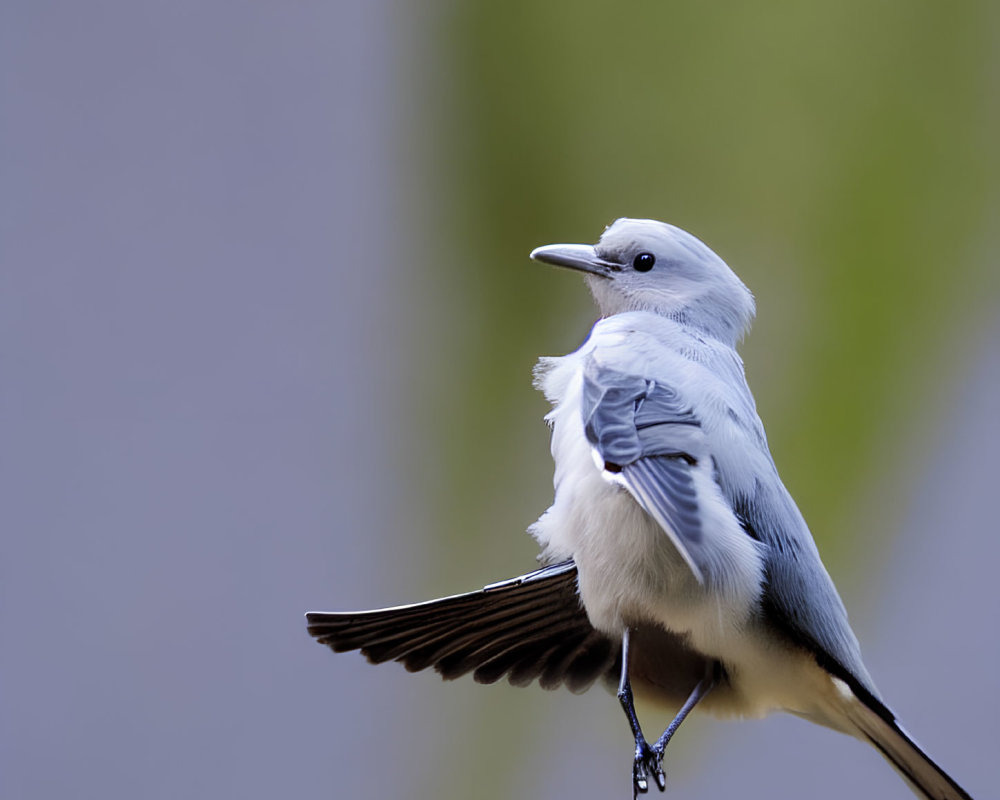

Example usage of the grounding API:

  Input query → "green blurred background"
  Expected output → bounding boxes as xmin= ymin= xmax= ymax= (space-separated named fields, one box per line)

xmin=418 ymin=1 xmax=997 ymax=565
xmin=398 ymin=3 xmax=997 ymax=797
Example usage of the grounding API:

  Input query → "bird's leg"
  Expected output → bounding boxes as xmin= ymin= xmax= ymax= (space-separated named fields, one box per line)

xmin=617 ymin=629 xmax=661 ymax=797
xmin=649 ymin=660 xmax=721 ymax=765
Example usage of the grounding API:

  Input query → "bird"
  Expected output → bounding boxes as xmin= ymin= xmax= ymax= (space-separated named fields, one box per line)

xmin=306 ymin=218 xmax=973 ymax=800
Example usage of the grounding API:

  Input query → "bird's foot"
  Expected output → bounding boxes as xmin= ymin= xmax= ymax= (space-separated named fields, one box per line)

xmin=649 ymin=743 xmax=667 ymax=791
xmin=632 ymin=739 xmax=666 ymax=797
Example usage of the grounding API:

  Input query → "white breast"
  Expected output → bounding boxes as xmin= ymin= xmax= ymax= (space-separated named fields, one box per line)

xmin=529 ymin=318 xmax=770 ymax=692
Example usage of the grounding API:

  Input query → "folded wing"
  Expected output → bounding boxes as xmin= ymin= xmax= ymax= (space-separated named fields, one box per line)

xmin=581 ymin=356 xmax=710 ymax=582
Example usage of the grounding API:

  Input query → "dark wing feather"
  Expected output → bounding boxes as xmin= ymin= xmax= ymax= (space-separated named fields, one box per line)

xmin=306 ymin=561 xmax=617 ymax=693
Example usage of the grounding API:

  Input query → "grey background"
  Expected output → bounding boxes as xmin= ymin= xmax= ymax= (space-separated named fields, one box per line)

xmin=2 ymin=3 xmax=995 ymax=799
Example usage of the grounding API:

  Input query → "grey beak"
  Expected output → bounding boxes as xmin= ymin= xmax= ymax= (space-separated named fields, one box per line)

xmin=529 ymin=244 xmax=620 ymax=278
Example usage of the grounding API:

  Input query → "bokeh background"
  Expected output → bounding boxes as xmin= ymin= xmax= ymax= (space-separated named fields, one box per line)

xmin=2 ymin=2 xmax=997 ymax=799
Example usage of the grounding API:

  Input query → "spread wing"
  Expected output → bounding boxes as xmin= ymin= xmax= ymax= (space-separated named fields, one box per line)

xmin=581 ymin=356 xmax=710 ymax=583
xmin=306 ymin=561 xmax=618 ymax=693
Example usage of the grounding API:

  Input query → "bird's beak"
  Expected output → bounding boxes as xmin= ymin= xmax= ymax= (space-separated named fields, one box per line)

xmin=529 ymin=244 xmax=620 ymax=278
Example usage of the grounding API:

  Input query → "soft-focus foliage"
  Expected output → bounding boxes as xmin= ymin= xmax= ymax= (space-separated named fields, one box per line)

xmin=402 ymin=4 xmax=998 ymax=798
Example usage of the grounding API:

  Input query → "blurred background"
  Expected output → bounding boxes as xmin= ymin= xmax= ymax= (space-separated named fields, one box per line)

xmin=2 ymin=2 xmax=997 ymax=798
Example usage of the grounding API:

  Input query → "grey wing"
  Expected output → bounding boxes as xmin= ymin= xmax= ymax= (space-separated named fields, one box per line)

xmin=733 ymin=481 xmax=879 ymax=698
xmin=306 ymin=561 xmax=618 ymax=692
xmin=704 ymin=349 xmax=880 ymax=695
xmin=581 ymin=356 xmax=711 ymax=582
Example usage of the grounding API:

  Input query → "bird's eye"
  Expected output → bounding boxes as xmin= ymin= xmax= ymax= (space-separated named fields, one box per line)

xmin=633 ymin=252 xmax=655 ymax=272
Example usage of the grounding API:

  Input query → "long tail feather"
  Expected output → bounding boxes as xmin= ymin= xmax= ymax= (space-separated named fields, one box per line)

xmin=838 ymin=682 xmax=973 ymax=800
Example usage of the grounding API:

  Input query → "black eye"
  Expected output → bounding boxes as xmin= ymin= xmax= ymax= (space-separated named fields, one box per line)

xmin=632 ymin=252 xmax=655 ymax=272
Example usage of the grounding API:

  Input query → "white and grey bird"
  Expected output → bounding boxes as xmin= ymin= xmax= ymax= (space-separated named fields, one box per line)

xmin=307 ymin=218 xmax=972 ymax=800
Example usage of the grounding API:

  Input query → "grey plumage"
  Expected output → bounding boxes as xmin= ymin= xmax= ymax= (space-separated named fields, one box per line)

xmin=307 ymin=218 xmax=973 ymax=800
xmin=582 ymin=358 xmax=712 ymax=579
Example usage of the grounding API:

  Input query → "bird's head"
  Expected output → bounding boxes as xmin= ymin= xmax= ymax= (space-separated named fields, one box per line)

xmin=530 ymin=218 xmax=755 ymax=344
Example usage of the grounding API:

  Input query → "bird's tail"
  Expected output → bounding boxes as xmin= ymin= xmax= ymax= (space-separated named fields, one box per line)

xmin=837 ymin=684 xmax=972 ymax=800
xmin=306 ymin=561 xmax=618 ymax=692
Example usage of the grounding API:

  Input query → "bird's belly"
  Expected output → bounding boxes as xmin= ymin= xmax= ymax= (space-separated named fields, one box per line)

xmin=529 ymin=380 xmax=812 ymax=717
xmin=629 ymin=621 xmax=839 ymax=723
xmin=536 ymin=464 xmax=829 ymax=720
xmin=540 ymin=465 xmax=755 ymax=650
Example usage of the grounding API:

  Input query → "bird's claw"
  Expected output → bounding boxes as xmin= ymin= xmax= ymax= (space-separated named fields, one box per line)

xmin=650 ymin=756 xmax=666 ymax=791
xmin=632 ymin=740 xmax=666 ymax=797
xmin=632 ymin=759 xmax=648 ymax=796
